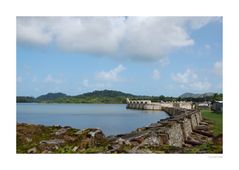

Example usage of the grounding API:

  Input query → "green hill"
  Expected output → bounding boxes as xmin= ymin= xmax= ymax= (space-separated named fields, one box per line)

xmin=17 ymin=90 xmax=136 ymax=104
xmin=17 ymin=90 xmax=222 ymax=103
xmin=36 ymin=92 xmax=68 ymax=101
xmin=78 ymin=89 xmax=135 ymax=98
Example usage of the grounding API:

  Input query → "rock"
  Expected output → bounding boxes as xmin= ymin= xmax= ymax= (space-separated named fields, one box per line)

xmin=88 ymin=129 xmax=104 ymax=138
xmin=136 ymin=127 xmax=146 ymax=132
xmin=185 ymin=139 xmax=202 ymax=145
xmin=106 ymin=144 xmax=121 ymax=153
xmin=129 ymin=135 xmax=145 ymax=144
xmin=199 ymin=122 xmax=208 ymax=126
xmin=42 ymin=150 xmax=52 ymax=153
xmin=74 ymin=130 xmax=82 ymax=135
xmin=107 ymin=145 xmax=114 ymax=150
xmin=53 ymin=125 xmax=61 ymax=128
xmin=193 ymin=129 xmax=213 ymax=137
xmin=142 ymin=136 xmax=160 ymax=146
xmin=27 ymin=147 xmax=37 ymax=153
xmin=40 ymin=139 xmax=65 ymax=145
xmin=79 ymin=138 xmax=92 ymax=148
xmin=107 ymin=135 xmax=117 ymax=142
xmin=25 ymin=137 xmax=32 ymax=143
xmin=72 ymin=146 xmax=79 ymax=152
xmin=182 ymin=143 xmax=192 ymax=147
xmin=115 ymin=138 xmax=131 ymax=145
xmin=55 ymin=128 xmax=68 ymax=136
xmin=128 ymin=148 xmax=153 ymax=154
xmin=195 ymin=125 xmax=208 ymax=131
xmin=64 ymin=126 xmax=72 ymax=129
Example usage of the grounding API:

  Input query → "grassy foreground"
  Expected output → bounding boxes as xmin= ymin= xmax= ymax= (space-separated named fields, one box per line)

xmin=201 ymin=109 xmax=222 ymax=136
xmin=185 ymin=108 xmax=222 ymax=153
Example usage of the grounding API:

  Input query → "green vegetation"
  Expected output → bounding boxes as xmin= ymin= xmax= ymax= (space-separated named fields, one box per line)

xmin=17 ymin=123 xmax=109 ymax=153
xmin=201 ymin=109 xmax=222 ymax=136
xmin=17 ymin=90 xmax=223 ymax=104
xmin=16 ymin=96 xmax=35 ymax=103
xmin=178 ymin=108 xmax=223 ymax=154
xmin=17 ymin=90 xmax=135 ymax=104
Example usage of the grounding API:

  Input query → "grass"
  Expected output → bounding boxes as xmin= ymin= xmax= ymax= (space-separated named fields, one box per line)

xmin=200 ymin=109 xmax=222 ymax=136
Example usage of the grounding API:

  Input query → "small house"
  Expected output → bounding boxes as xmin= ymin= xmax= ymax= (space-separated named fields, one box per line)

xmin=211 ymin=101 xmax=223 ymax=113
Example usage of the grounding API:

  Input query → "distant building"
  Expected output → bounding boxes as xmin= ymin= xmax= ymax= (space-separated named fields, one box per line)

xmin=211 ymin=101 xmax=223 ymax=113
xmin=197 ymin=102 xmax=210 ymax=109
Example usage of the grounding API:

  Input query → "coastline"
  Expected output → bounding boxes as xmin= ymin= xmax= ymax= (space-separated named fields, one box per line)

xmin=17 ymin=107 xmax=222 ymax=154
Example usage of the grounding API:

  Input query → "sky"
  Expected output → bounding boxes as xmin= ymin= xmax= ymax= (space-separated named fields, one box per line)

xmin=16 ymin=17 xmax=222 ymax=97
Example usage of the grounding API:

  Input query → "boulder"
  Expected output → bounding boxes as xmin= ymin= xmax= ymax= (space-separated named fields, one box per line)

xmin=55 ymin=128 xmax=68 ymax=136
xmin=88 ymin=129 xmax=104 ymax=138
xmin=142 ymin=136 xmax=160 ymax=146
xmin=72 ymin=146 xmax=79 ymax=152
xmin=106 ymin=144 xmax=122 ymax=153
xmin=199 ymin=122 xmax=208 ymax=126
xmin=27 ymin=147 xmax=37 ymax=153
xmin=115 ymin=138 xmax=131 ymax=145
xmin=185 ymin=139 xmax=202 ymax=145
xmin=129 ymin=135 xmax=145 ymax=144
xmin=193 ymin=129 xmax=213 ymax=137
xmin=40 ymin=139 xmax=65 ymax=145
xmin=42 ymin=150 xmax=52 ymax=153
xmin=195 ymin=125 xmax=208 ymax=131
xmin=25 ymin=137 xmax=32 ymax=143
xmin=74 ymin=130 xmax=82 ymax=135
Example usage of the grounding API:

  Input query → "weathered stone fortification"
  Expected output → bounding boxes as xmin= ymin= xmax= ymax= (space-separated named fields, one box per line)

xmin=106 ymin=100 xmax=212 ymax=152
xmin=126 ymin=98 xmax=194 ymax=111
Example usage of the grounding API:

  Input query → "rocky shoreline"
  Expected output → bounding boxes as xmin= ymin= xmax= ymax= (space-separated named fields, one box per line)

xmin=17 ymin=107 xmax=222 ymax=154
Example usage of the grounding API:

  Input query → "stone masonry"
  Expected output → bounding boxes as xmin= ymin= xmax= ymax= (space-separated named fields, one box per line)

xmin=108 ymin=99 xmax=212 ymax=152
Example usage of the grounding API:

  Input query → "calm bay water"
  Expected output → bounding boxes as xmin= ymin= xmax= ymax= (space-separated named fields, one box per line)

xmin=17 ymin=103 xmax=169 ymax=136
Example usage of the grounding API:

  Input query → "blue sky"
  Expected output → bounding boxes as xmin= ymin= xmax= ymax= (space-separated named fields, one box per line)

xmin=17 ymin=17 xmax=222 ymax=97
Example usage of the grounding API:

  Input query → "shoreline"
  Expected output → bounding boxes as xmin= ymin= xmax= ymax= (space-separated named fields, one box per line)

xmin=17 ymin=107 xmax=222 ymax=154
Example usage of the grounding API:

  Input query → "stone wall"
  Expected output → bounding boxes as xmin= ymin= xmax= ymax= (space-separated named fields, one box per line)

xmin=123 ymin=99 xmax=207 ymax=149
xmin=115 ymin=106 xmax=204 ymax=149
xmin=165 ymin=122 xmax=184 ymax=147
xmin=127 ymin=99 xmax=192 ymax=111
xmin=179 ymin=118 xmax=192 ymax=140
xmin=190 ymin=113 xmax=198 ymax=129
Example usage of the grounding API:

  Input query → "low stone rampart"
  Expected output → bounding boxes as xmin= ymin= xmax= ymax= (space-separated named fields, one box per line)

xmin=111 ymin=103 xmax=210 ymax=150
xmin=126 ymin=99 xmax=193 ymax=111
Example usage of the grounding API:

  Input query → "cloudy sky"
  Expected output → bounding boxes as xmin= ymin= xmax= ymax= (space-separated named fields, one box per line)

xmin=17 ymin=17 xmax=222 ymax=97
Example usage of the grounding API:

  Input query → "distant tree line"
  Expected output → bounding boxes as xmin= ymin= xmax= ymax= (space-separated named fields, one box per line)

xmin=17 ymin=90 xmax=223 ymax=104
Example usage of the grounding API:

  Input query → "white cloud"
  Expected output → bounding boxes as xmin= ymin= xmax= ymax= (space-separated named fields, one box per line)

xmin=17 ymin=17 xmax=219 ymax=61
xmin=191 ymin=81 xmax=211 ymax=91
xmin=152 ymin=69 xmax=160 ymax=80
xmin=185 ymin=17 xmax=220 ymax=29
xmin=44 ymin=74 xmax=63 ymax=84
xmin=214 ymin=61 xmax=222 ymax=76
xmin=17 ymin=17 xmax=53 ymax=45
xmin=158 ymin=57 xmax=170 ymax=66
xmin=121 ymin=17 xmax=194 ymax=60
xmin=172 ymin=69 xmax=211 ymax=91
xmin=172 ymin=69 xmax=197 ymax=84
xmin=96 ymin=64 xmax=126 ymax=82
